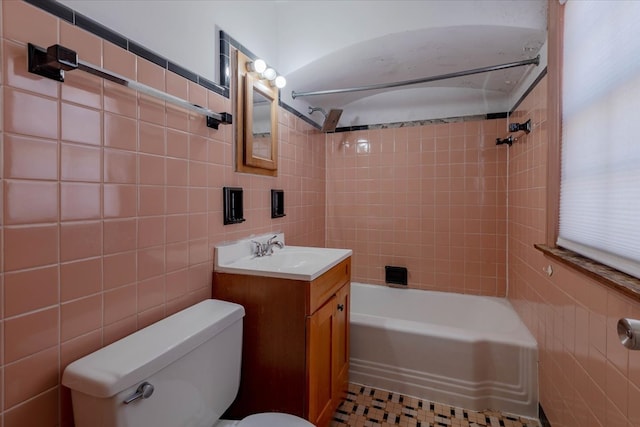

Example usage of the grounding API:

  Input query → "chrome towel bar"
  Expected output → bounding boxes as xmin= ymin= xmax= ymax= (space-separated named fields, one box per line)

xmin=27 ymin=43 xmax=232 ymax=130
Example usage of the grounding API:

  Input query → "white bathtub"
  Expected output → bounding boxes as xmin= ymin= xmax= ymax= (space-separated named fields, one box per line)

xmin=349 ymin=283 xmax=538 ymax=418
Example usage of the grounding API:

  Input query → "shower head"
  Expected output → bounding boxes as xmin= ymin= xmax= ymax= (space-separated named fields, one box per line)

xmin=308 ymin=106 xmax=343 ymax=133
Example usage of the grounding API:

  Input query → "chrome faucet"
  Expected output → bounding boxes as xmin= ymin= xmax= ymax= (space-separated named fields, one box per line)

xmin=265 ymin=235 xmax=284 ymax=255
xmin=251 ymin=235 xmax=284 ymax=257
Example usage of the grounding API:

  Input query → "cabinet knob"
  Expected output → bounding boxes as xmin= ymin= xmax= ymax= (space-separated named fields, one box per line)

xmin=337 ymin=304 xmax=344 ymax=312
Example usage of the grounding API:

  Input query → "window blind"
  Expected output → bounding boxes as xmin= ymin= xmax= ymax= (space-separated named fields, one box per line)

xmin=558 ymin=0 xmax=640 ymax=278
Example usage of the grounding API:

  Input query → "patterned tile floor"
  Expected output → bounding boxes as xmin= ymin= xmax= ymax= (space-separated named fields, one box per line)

xmin=331 ymin=383 xmax=541 ymax=427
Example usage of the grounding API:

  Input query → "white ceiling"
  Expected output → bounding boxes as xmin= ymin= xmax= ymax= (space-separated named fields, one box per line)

xmin=276 ymin=1 xmax=548 ymax=128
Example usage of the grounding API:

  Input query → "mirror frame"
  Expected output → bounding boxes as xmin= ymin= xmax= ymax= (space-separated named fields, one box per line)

xmin=235 ymin=50 xmax=279 ymax=176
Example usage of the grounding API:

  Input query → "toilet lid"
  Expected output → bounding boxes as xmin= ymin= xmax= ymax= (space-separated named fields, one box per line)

xmin=238 ymin=412 xmax=315 ymax=427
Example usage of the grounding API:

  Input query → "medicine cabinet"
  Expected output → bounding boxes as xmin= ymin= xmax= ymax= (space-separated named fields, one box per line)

xmin=235 ymin=51 xmax=278 ymax=176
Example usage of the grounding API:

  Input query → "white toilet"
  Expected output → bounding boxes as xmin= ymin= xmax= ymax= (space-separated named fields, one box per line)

xmin=62 ymin=299 xmax=314 ymax=427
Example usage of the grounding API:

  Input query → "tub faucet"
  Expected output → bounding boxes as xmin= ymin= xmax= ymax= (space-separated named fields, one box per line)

xmin=251 ymin=235 xmax=284 ymax=257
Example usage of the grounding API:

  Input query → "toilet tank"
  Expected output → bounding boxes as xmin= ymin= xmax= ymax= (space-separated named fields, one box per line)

xmin=62 ymin=299 xmax=245 ymax=427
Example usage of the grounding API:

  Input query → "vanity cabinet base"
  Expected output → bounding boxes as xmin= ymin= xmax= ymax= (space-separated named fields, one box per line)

xmin=212 ymin=257 xmax=351 ymax=426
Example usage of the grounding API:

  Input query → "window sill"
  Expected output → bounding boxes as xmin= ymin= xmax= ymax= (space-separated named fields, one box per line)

xmin=534 ymin=244 xmax=640 ymax=302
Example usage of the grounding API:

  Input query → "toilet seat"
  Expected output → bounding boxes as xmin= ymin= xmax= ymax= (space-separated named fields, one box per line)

xmin=238 ymin=412 xmax=315 ymax=427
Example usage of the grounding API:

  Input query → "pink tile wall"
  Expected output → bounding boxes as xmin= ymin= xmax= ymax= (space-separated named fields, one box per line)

xmin=0 ymin=2 xmax=325 ymax=426
xmin=508 ymin=75 xmax=640 ymax=426
xmin=325 ymin=121 xmax=507 ymax=296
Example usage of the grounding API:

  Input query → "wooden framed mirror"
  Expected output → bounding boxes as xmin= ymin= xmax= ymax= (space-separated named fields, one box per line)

xmin=236 ymin=51 xmax=279 ymax=176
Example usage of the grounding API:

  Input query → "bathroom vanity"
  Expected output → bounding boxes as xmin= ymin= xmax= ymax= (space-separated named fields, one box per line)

xmin=212 ymin=236 xmax=352 ymax=427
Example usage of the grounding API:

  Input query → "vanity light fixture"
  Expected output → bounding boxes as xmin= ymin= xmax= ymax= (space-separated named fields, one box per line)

xmin=246 ymin=59 xmax=286 ymax=89
xmin=272 ymin=75 xmax=287 ymax=89
xmin=246 ymin=59 xmax=267 ymax=73
xmin=262 ymin=67 xmax=277 ymax=81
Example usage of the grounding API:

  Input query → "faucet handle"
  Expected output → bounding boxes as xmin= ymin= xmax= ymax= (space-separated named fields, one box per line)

xmin=250 ymin=240 xmax=264 ymax=256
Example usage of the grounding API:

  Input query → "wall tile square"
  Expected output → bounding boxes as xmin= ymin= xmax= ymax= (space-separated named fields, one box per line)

xmin=137 ymin=247 xmax=165 ymax=280
xmin=61 ymin=102 xmax=101 ymax=146
xmin=103 ymin=284 xmax=136 ymax=326
xmin=138 ymin=186 xmax=165 ymax=216
xmin=60 ymin=295 xmax=102 ymax=342
xmin=103 ymin=252 xmax=136 ymax=290
xmin=3 ymin=134 xmax=58 ymax=180
xmin=4 ymin=224 xmax=58 ymax=272
xmin=60 ymin=258 xmax=102 ymax=302
xmin=3 ymin=180 xmax=58 ymax=225
xmin=167 ymin=129 xmax=189 ymax=159
xmin=139 ymin=122 xmax=166 ymax=155
xmin=103 ymin=219 xmax=137 ymax=254
xmin=60 ymin=72 xmax=102 ymax=110
xmin=4 ymin=266 xmax=58 ymax=317
xmin=60 ymin=221 xmax=102 ymax=262
xmin=4 ymin=386 xmax=58 ymax=427
xmin=104 ymin=148 xmax=136 ymax=184
xmin=103 ymin=184 xmax=137 ymax=218
xmin=103 ymin=82 xmax=137 ymax=118
xmin=61 ymin=182 xmax=101 ymax=221
xmin=4 ymin=87 xmax=58 ymax=140
xmin=60 ymin=21 xmax=102 ymax=67
xmin=2 ymin=1 xmax=57 ymax=47
xmin=166 ymin=242 xmax=189 ymax=273
xmin=4 ymin=346 xmax=58 ymax=410
xmin=138 ymin=216 xmax=165 ymax=249
xmin=4 ymin=307 xmax=58 ymax=363
xmin=104 ymin=112 xmax=137 ymax=151
xmin=137 ymin=276 xmax=165 ymax=312
xmin=103 ymin=41 xmax=135 ymax=81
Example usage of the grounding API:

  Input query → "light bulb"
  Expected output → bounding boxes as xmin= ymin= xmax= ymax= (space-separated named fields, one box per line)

xmin=274 ymin=75 xmax=287 ymax=88
xmin=263 ymin=68 xmax=277 ymax=81
xmin=247 ymin=59 xmax=267 ymax=73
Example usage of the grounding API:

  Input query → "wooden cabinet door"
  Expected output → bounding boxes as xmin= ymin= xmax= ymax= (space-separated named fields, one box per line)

xmin=307 ymin=295 xmax=335 ymax=426
xmin=333 ymin=284 xmax=350 ymax=402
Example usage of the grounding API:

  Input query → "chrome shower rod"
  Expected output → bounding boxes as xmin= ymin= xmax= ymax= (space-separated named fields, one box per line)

xmin=28 ymin=43 xmax=232 ymax=129
xmin=291 ymin=55 xmax=539 ymax=99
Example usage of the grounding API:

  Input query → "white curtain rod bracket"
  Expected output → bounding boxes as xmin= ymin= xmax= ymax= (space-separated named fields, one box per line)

xmin=27 ymin=43 xmax=232 ymax=129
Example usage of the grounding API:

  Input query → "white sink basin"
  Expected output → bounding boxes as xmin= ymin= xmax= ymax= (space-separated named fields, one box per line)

xmin=214 ymin=234 xmax=352 ymax=281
